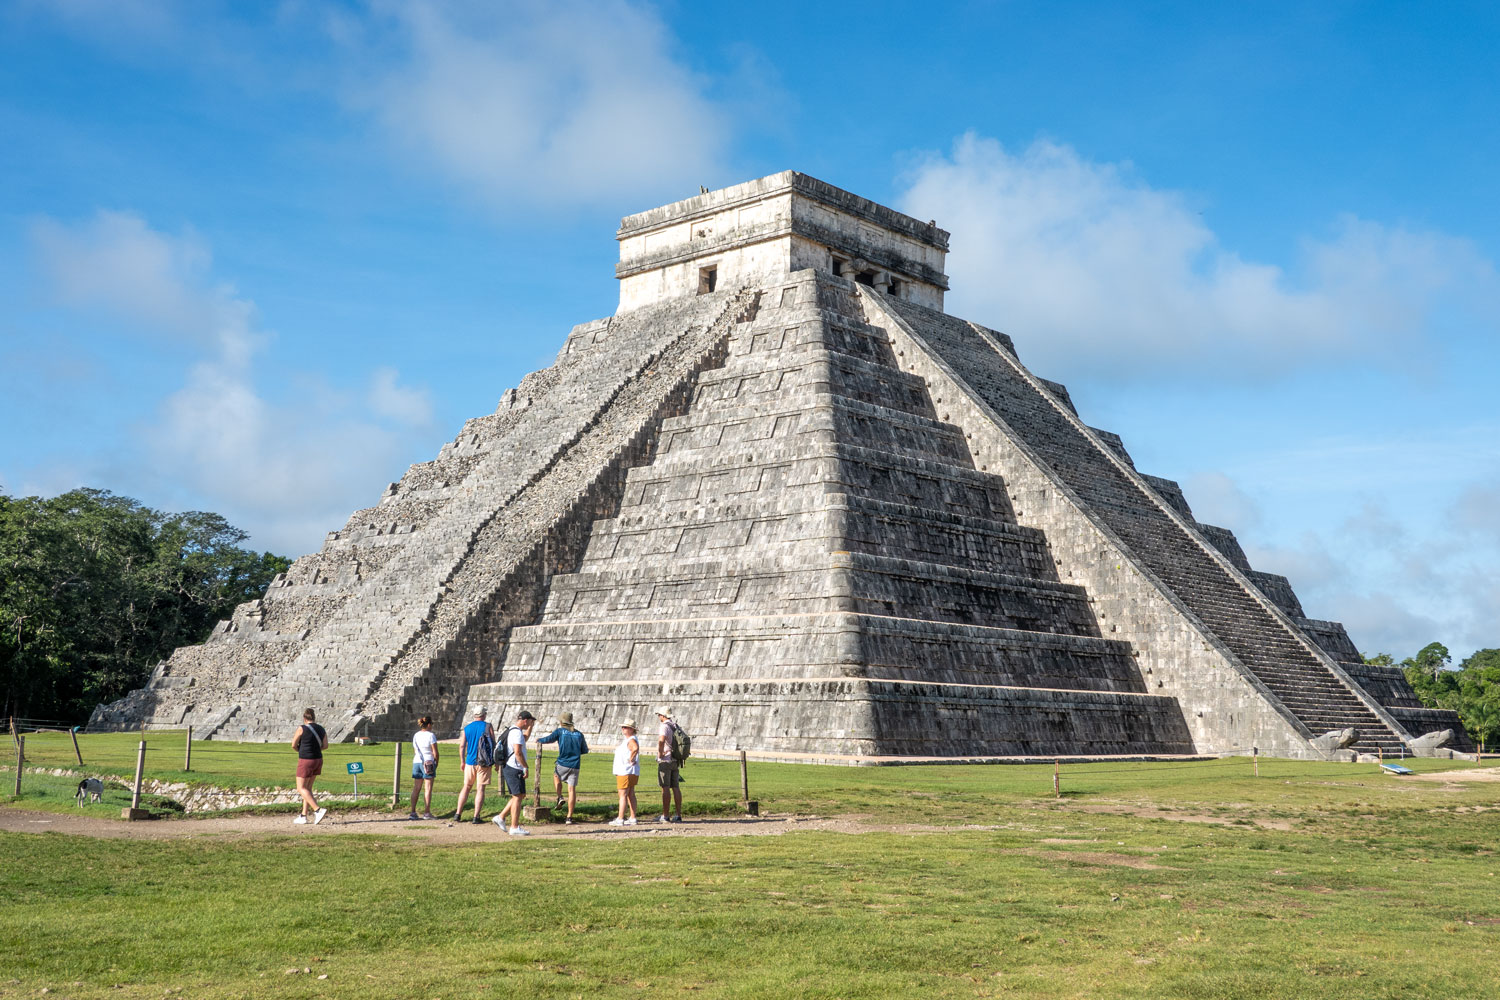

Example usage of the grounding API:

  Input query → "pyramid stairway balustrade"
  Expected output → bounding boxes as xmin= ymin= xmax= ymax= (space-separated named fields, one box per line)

xmin=873 ymin=290 xmax=1410 ymax=754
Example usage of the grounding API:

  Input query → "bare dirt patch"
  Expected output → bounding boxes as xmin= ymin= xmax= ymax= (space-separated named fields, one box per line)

xmin=1039 ymin=850 xmax=1168 ymax=869
xmin=1406 ymin=767 xmax=1500 ymax=785
xmin=1061 ymin=801 xmax=1294 ymax=830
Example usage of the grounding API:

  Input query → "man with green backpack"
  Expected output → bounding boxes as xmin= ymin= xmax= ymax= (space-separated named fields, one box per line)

xmin=654 ymin=705 xmax=690 ymax=823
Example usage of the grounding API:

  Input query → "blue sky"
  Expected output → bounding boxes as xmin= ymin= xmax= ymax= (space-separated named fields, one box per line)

xmin=2 ymin=1 xmax=1497 ymax=661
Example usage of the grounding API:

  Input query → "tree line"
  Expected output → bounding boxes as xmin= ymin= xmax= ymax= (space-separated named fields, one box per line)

xmin=1366 ymin=642 xmax=1500 ymax=749
xmin=0 ymin=488 xmax=290 ymax=723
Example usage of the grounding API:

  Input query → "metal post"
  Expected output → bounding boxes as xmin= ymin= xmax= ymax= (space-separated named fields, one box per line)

xmin=183 ymin=726 xmax=192 ymax=772
xmin=131 ymin=741 xmax=145 ymax=810
xmin=12 ymin=735 xmax=22 ymax=797
xmin=1253 ymin=746 xmax=1258 ymax=777
xmin=1054 ymin=758 xmax=1061 ymax=798
xmin=71 ymin=727 xmax=84 ymax=766
xmin=392 ymin=742 xmax=402 ymax=808
xmin=533 ymin=743 xmax=542 ymax=810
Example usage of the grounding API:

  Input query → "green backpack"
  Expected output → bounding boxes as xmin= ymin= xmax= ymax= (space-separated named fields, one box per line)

xmin=669 ymin=721 xmax=692 ymax=762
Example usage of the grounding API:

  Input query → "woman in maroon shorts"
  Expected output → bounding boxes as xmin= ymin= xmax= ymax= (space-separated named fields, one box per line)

xmin=292 ymin=708 xmax=328 ymax=825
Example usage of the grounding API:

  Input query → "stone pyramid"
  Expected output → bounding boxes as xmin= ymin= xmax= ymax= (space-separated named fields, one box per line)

xmin=95 ymin=172 xmax=1470 ymax=759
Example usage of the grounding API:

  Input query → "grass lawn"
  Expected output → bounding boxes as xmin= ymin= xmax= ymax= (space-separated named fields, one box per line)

xmin=7 ymin=729 xmax=1492 ymax=822
xmin=2 ymin=735 xmax=1498 ymax=998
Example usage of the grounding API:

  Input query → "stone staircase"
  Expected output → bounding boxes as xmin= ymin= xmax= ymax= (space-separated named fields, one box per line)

xmin=880 ymin=294 xmax=1407 ymax=753
xmin=471 ymin=270 xmax=1194 ymax=756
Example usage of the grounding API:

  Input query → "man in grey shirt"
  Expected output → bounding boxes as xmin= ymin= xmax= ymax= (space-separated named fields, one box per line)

xmin=654 ymin=705 xmax=682 ymax=823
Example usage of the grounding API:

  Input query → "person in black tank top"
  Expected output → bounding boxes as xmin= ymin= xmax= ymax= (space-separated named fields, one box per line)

xmin=291 ymin=708 xmax=328 ymax=825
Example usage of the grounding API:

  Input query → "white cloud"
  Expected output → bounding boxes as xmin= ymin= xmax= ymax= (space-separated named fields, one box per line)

xmin=348 ymin=0 xmax=727 ymax=209
xmin=1181 ymin=466 xmax=1500 ymax=662
xmin=368 ymin=366 xmax=434 ymax=427
xmin=898 ymin=134 xmax=1500 ymax=379
xmin=1184 ymin=471 xmax=1263 ymax=533
xmin=31 ymin=212 xmax=437 ymax=554
xmin=32 ymin=211 xmax=256 ymax=364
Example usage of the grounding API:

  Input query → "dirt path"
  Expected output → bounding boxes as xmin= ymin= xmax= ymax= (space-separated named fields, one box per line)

xmin=0 ymin=807 xmax=1003 ymax=843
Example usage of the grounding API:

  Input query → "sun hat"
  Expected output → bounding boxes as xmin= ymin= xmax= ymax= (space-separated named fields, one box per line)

xmin=654 ymin=705 xmax=671 ymax=718
xmin=472 ymin=705 xmax=487 ymax=718
xmin=621 ymin=718 xmax=637 ymax=730
xmin=558 ymin=712 xmax=575 ymax=728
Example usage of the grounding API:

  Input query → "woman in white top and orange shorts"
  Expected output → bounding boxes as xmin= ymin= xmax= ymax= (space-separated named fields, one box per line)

xmin=610 ymin=719 xmax=640 ymax=827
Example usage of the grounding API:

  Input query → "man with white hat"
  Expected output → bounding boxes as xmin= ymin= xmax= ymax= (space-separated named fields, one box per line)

xmin=654 ymin=705 xmax=683 ymax=823
xmin=453 ymin=704 xmax=496 ymax=824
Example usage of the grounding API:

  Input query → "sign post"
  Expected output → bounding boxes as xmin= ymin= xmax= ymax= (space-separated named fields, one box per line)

xmin=347 ymin=760 xmax=364 ymax=798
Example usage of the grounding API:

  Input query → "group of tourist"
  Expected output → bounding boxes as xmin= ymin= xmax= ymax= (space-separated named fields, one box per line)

xmin=289 ymin=704 xmax=687 ymax=831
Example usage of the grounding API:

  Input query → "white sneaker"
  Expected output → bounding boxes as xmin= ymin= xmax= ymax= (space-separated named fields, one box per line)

xmin=420 ymin=813 xmax=436 ymax=821
xmin=313 ymin=808 xmax=327 ymax=825
xmin=564 ymin=818 xmax=574 ymax=825
xmin=294 ymin=815 xmax=308 ymax=825
xmin=508 ymin=826 xmax=530 ymax=836
xmin=493 ymin=815 xmax=506 ymax=827
xmin=656 ymin=814 xmax=669 ymax=823
xmin=623 ymin=816 xmax=637 ymax=826
xmin=608 ymin=817 xmax=625 ymax=826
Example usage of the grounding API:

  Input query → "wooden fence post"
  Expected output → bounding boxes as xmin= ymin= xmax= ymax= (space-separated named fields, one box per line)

xmin=71 ymin=728 xmax=84 ymax=766
xmin=1054 ymin=758 xmax=1061 ymax=798
xmin=121 ymin=740 xmax=149 ymax=820
xmin=183 ymin=726 xmax=192 ymax=773
xmin=1253 ymin=746 xmax=1259 ymax=778
xmin=392 ymin=742 xmax=402 ymax=808
xmin=8 ymin=716 xmax=17 ymax=750
xmin=739 ymin=749 xmax=758 ymax=816
xmin=524 ymin=741 xmax=550 ymax=823
xmin=12 ymin=735 xmax=22 ymax=797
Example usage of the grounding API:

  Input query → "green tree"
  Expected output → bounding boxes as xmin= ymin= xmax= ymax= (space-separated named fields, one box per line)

xmin=1401 ymin=641 xmax=1459 ymax=714
xmin=1406 ymin=641 xmax=1452 ymax=681
xmin=1363 ymin=652 xmax=1396 ymax=667
xmin=1455 ymin=649 xmax=1500 ymax=749
xmin=0 ymin=489 xmax=289 ymax=722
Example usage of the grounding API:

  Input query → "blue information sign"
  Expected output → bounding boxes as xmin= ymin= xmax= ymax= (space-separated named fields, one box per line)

xmin=346 ymin=761 xmax=364 ymax=775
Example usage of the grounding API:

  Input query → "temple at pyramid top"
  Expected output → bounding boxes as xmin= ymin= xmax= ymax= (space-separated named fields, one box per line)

xmin=615 ymin=171 xmax=950 ymax=311
xmin=94 ymin=171 xmax=1474 ymax=763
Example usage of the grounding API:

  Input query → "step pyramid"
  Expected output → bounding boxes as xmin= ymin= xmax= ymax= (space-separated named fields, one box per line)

xmin=93 ymin=171 xmax=1470 ymax=759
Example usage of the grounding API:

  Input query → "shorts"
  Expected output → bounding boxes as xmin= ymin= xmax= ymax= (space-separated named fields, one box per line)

xmin=616 ymin=774 xmax=638 ymax=790
xmin=411 ymin=760 xmax=436 ymax=780
xmin=656 ymin=760 xmax=681 ymax=789
xmin=502 ymin=765 xmax=526 ymax=798
xmin=554 ymin=764 xmax=580 ymax=786
xmin=463 ymin=763 xmax=492 ymax=786
xmin=296 ymin=758 xmax=322 ymax=779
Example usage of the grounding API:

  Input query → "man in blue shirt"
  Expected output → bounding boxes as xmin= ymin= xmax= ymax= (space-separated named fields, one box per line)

xmin=453 ymin=705 xmax=496 ymax=825
xmin=536 ymin=711 xmax=590 ymax=825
